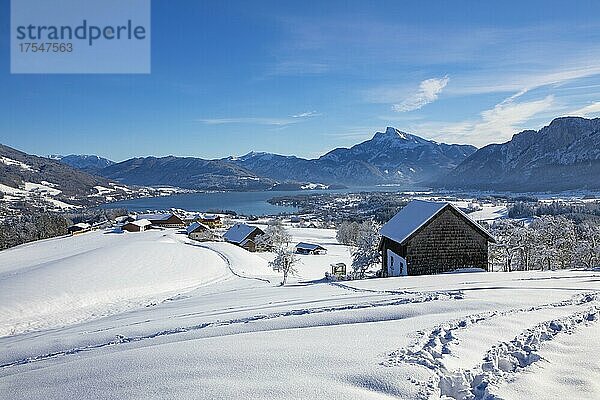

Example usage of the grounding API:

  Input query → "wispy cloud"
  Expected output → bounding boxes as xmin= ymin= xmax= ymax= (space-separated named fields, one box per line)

xmin=292 ymin=111 xmax=322 ymax=118
xmin=410 ymin=94 xmax=556 ymax=146
xmin=197 ymin=117 xmax=297 ymax=126
xmin=568 ymin=102 xmax=600 ymax=118
xmin=392 ymin=76 xmax=449 ymax=112
xmin=447 ymin=63 xmax=600 ymax=98
xmin=197 ymin=111 xmax=320 ymax=126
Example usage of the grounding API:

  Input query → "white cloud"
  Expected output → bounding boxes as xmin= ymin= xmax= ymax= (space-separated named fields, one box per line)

xmin=392 ymin=76 xmax=449 ymax=112
xmin=197 ymin=111 xmax=321 ymax=126
xmin=569 ymin=102 xmax=600 ymax=117
xmin=448 ymin=64 xmax=600 ymax=98
xmin=409 ymin=94 xmax=556 ymax=146
xmin=291 ymin=111 xmax=321 ymax=118
xmin=474 ymin=95 xmax=555 ymax=138
xmin=197 ymin=117 xmax=297 ymax=126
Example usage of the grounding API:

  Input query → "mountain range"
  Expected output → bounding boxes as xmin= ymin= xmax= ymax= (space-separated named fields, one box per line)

xmin=442 ymin=117 xmax=600 ymax=191
xmin=224 ymin=127 xmax=476 ymax=186
xmin=3 ymin=116 xmax=599 ymax=195
xmin=91 ymin=127 xmax=476 ymax=190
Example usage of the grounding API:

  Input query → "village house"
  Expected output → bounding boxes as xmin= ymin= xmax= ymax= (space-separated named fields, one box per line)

xmin=199 ymin=214 xmax=222 ymax=228
xmin=379 ymin=200 xmax=495 ymax=276
xmin=134 ymin=213 xmax=185 ymax=228
xmin=223 ymin=223 xmax=264 ymax=252
xmin=186 ymin=221 xmax=211 ymax=241
xmin=121 ymin=219 xmax=152 ymax=232
xmin=295 ymin=242 xmax=327 ymax=255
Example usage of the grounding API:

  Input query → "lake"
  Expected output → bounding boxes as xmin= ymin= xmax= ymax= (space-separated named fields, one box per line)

xmin=101 ymin=186 xmax=408 ymax=216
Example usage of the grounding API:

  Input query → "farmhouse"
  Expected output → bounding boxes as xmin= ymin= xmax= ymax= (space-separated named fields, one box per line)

xmin=68 ymin=222 xmax=91 ymax=234
xmin=122 ymin=219 xmax=152 ymax=232
xmin=223 ymin=223 xmax=264 ymax=252
xmin=134 ymin=213 xmax=184 ymax=228
xmin=379 ymin=200 xmax=495 ymax=276
xmin=186 ymin=221 xmax=211 ymax=241
xmin=199 ymin=214 xmax=222 ymax=228
xmin=295 ymin=242 xmax=327 ymax=255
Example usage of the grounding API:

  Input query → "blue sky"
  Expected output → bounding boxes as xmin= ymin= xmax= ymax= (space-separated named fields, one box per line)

xmin=2 ymin=0 xmax=600 ymax=161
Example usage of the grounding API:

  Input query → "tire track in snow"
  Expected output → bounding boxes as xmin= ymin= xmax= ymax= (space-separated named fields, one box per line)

xmin=0 ymin=288 xmax=463 ymax=370
xmin=184 ymin=241 xmax=271 ymax=283
xmin=330 ymin=281 xmax=465 ymax=298
xmin=383 ymin=292 xmax=600 ymax=399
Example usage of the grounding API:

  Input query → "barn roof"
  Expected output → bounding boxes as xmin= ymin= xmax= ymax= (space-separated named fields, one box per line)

xmin=135 ymin=213 xmax=174 ymax=222
xmin=186 ymin=221 xmax=209 ymax=234
xmin=295 ymin=242 xmax=326 ymax=251
xmin=223 ymin=223 xmax=262 ymax=244
xmin=130 ymin=219 xmax=152 ymax=227
xmin=380 ymin=200 xmax=495 ymax=245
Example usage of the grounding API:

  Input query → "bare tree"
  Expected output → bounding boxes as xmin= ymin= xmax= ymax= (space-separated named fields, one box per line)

xmin=269 ymin=247 xmax=299 ymax=286
xmin=256 ymin=219 xmax=290 ymax=251
xmin=336 ymin=221 xmax=361 ymax=246
xmin=351 ymin=221 xmax=381 ymax=279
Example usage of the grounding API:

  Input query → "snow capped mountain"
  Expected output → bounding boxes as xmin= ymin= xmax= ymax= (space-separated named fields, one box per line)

xmin=442 ymin=117 xmax=600 ymax=191
xmin=51 ymin=154 xmax=115 ymax=174
xmin=229 ymin=127 xmax=476 ymax=186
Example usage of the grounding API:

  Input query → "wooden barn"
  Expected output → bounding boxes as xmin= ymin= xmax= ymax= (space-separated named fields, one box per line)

xmin=134 ymin=213 xmax=185 ymax=228
xmin=186 ymin=221 xmax=211 ymax=241
xmin=379 ymin=200 xmax=495 ymax=276
xmin=223 ymin=223 xmax=264 ymax=252
xmin=122 ymin=219 xmax=152 ymax=232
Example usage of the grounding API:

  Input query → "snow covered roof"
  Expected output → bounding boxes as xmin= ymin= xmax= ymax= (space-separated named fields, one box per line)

xmin=186 ymin=221 xmax=209 ymax=234
xmin=223 ymin=223 xmax=262 ymax=244
xmin=73 ymin=222 xmax=91 ymax=229
xmin=295 ymin=242 xmax=326 ymax=251
xmin=201 ymin=214 xmax=220 ymax=221
xmin=135 ymin=213 xmax=174 ymax=222
xmin=131 ymin=219 xmax=152 ymax=228
xmin=380 ymin=200 xmax=495 ymax=245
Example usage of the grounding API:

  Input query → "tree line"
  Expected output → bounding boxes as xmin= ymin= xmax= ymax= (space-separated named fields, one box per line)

xmin=0 ymin=213 xmax=69 ymax=250
xmin=489 ymin=215 xmax=600 ymax=271
xmin=0 ymin=208 xmax=128 ymax=251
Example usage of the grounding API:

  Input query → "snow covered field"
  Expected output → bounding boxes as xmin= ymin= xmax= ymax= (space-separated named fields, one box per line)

xmin=1 ymin=227 xmax=599 ymax=399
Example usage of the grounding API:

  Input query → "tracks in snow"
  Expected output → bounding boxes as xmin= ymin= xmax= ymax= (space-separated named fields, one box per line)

xmin=330 ymin=281 xmax=465 ymax=298
xmin=384 ymin=292 xmax=600 ymax=399
xmin=0 ymin=287 xmax=464 ymax=370
xmin=184 ymin=241 xmax=271 ymax=283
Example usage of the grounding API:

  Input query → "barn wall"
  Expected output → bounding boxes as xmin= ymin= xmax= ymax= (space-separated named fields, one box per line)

xmin=405 ymin=207 xmax=488 ymax=275
xmin=381 ymin=237 xmax=407 ymax=274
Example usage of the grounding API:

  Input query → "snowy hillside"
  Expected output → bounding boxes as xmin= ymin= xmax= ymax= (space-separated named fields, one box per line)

xmin=1 ymin=227 xmax=600 ymax=399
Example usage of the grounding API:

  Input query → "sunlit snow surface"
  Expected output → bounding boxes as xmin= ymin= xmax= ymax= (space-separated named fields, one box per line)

xmin=1 ymin=228 xmax=599 ymax=399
